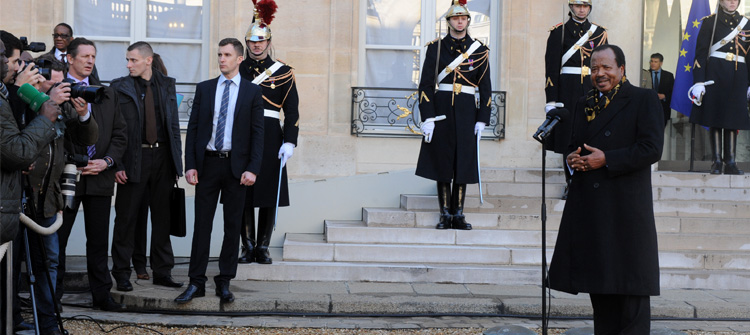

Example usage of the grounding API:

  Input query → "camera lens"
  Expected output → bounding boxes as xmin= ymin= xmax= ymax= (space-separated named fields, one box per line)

xmin=60 ymin=164 xmax=78 ymax=210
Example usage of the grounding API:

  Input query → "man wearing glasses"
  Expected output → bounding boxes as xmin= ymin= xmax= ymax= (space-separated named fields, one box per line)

xmin=49 ymin=23 xmax=99 ymax=81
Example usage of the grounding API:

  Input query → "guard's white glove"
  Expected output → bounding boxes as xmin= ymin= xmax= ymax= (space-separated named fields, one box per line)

xmin=545 ymin=102 xmax=557 ymax=113
xmin=421 ymin=121 xmax=435 ymax=143
xmin=278 ymin=142 xmax=295 ymax=168
xmin=691 ymin=84 xmax=706 ymax=101
xmin=474 ymin=122 xmax=486 ymax=135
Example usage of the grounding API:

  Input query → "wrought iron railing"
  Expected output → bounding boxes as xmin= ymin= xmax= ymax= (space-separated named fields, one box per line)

xmin=351 ymin=87 xmax=506 ymax=139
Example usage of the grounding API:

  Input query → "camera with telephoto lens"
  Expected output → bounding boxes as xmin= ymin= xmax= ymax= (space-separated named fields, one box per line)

xmin=17 ymin=58 xmax=52 ymax=81
xmin=60 ymin=153 xmax=88 ymax=210
xmin=19 ymin=36 xmax=46 ymax=53
xmin=61 ymin=78 xmax=105 ymax=104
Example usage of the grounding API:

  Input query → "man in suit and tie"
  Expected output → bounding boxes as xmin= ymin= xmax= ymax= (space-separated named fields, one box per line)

xmin=649 ymin=53 xmax=674 ymax=127
xmin=47 ymin=23 xmax=100 ymax=82
xmin=175 ymin=38 xmax=264 ymax=304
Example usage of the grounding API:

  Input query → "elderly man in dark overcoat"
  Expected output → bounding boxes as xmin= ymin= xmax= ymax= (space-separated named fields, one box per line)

xmin=548 ymin=44 xmax=663 ymax=334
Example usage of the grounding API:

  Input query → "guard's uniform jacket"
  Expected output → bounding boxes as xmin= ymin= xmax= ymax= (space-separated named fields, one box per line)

xmin=544 ymin=18 xmax=608 ymax=153
xmin=415 ymin=34 xmax=491 ymax=184
xmin=691 ymin=11 xmax=750 ymax=130
xmin=239 ymin=56 xmax=299 ymax=207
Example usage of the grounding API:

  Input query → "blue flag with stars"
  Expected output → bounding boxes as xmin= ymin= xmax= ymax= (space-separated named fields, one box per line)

xmin=671 ymin=0 xmax=711 ymax=116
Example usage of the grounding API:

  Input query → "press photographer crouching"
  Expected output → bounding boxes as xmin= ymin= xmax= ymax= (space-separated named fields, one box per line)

xmin=5 ymin=36 xmax=99 ymax=333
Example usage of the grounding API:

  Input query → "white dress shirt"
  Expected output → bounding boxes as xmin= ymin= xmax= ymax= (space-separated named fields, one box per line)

xmin=207 ymin=73 xmax=241 ymax=152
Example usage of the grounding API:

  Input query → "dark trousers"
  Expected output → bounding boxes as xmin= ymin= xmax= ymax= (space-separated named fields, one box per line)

xmin=590 ymin=294 xmax=651 ymax=334
xmin=112 ymin=146 xmax=175 ymax=280
xmin=133 ymin=201 xmax=149 ymax=275
xmin=188 ymin=155 xmax=246 ymax=288
xmin=57 ymin=193 xmax=113 ymax=304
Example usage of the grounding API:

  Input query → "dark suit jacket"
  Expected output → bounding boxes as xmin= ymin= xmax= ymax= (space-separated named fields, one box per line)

xmin=650 ymin=69 xmax=674 ymax=126
xmin=184 ymin=75 xmax=264 ymax=178
xmin=548 ymin=81 xmax=664 ymax=296
xmin=68 ymin=79 xmax=128 ymax=197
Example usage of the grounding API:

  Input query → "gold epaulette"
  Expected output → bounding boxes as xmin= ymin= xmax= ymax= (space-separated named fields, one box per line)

xmin=275 ymin=58 xmax=294 ymax=70
xmin=590 ymin=21 xmax=607 ymax=30
xmin=548 ymin=22 xmax=563 ymax=32
xmin=701 ymin=14 xmax=716 ymax=21
xmin=425 ymin=38 xmax=439 ymax=47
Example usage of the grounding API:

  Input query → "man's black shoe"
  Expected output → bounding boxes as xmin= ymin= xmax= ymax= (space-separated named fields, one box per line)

xmin=14 ymin=321 xmax=34 ymax=332
xmin=215 ymin=282 xmax=235 ymax=303
xmin=153 ymin=276 xmax=184 ymax=288
xmin=254 ymin=248 xmax=272 ymax=264
xmin=238 ymin=247 xmax=255 ymax=263
xmin=175 ymin=284 xmax=205 ymax=304
xmin=94 ymin=296 xmax=125 ymax=312
xmin=116 ymin=279 xmax=133 ymax=292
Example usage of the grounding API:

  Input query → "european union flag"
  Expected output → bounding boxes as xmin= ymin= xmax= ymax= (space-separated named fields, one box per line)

xmin=670 ymin=0 xmax=711 ymax=116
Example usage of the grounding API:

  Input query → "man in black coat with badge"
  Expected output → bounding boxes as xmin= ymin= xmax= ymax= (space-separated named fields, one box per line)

xmin=548 ymin=45 xmax=663 ymax=334
xmin=415 ymin=0 xmax=491 ymax=231
xmin=544 ymin=0 xmax=608 ymax=199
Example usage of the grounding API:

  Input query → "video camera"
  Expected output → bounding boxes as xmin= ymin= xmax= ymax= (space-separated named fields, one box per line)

xmin=19 ymin=36 xmax=46 ymax=53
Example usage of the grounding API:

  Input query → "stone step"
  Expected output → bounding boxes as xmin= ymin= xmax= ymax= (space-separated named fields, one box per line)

xmin=659 ymin=250 xmax=750 ymax=270
xmin=398 ymin=195 xmax=750 ymax=218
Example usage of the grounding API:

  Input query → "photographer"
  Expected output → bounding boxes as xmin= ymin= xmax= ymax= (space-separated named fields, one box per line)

xmin=55 ymin=37 xmax=127 ymax=312
xmin=1 ymin=31 xmax=47 ymax=125
xmin=0 ymin=39 xmax=62 ymax=334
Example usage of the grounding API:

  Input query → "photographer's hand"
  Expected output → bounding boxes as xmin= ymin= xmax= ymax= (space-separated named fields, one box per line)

xmin=81 ymin=159 xmax=107 ymax=175
xmin=49 ymin=82 xmax=71 ymax=105
xmin=71 ymin=97 xmax=89 ymax=117
xmin=39 ymin=100 xmax=61 ymax=123
xmin=15 ymin=62 xmax=45 ymax=88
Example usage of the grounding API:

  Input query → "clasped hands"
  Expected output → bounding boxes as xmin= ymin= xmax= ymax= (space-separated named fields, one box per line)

xmin=567 ymin=144 xmax=606 ymax=173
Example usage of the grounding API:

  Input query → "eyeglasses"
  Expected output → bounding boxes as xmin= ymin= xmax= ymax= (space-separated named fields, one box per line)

xmin=52 ymin=34 xmax=71 ymax=39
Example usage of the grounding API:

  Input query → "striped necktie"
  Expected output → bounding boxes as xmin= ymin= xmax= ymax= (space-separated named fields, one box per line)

xmin=215 ymin=79 xmax=231 ymax=151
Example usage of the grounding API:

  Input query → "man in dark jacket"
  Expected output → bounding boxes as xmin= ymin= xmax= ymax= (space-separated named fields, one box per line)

xmin=548 ymin=45 xmax=663 ymax=334
xmin=110 ymin=41 xmax=184 ymax=291
xmin=0 ymin=39 xmax=61 ymax=333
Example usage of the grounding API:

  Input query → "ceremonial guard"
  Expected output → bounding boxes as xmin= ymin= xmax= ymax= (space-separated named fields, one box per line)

xmin=238 ymin=0 xmax=300 ymax=264
xmin=690 ymin=0 xmax=750 ymax=175
xmin=415 ymin=0 xmax=491 ymax=230
xmin=544 ymin=0 xmax=607 ymax=198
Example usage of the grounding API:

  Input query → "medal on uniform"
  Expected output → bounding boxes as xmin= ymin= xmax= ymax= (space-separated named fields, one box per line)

xmin=469 ymin=59 xmax=474 ymax=71
xmin=271 ymin=80 xmax=276 ymax=89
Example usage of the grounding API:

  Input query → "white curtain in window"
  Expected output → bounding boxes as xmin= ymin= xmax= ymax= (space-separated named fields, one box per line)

xmin=92 ymin=42 xmax=129 ymax=82
xmin=365 ymin=50 xmax=420 ymax=88
xmin=366 ymin=0 xmax=421 ymax=46
xmin=74 ymin=0 xmax=131 ymax=37
xmin=147 ymin=0 xmax=203 ymax=39
xmin=151 ymin=43 xmax=202 ymax=83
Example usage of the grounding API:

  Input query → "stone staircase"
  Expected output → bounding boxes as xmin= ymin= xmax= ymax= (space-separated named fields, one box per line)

xmin=236 ymin=168 xmax=750 ymax=290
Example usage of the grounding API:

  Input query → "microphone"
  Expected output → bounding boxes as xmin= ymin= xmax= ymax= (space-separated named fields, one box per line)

xmin=533 ymin=108 xmax=569 ymax=143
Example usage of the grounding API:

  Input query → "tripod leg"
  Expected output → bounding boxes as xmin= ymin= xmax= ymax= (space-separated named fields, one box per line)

xmin=23 ymin=229 xmax=41 ymax=335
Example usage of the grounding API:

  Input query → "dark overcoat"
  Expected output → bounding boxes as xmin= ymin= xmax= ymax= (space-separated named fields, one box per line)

xmin=544 ymin=18 xmax=608 ymax=153
xmin=239 ymin=56 xmax=299 ymax=208
xmin=690 ymin=11 xmax=750 ymax=130
xmin=548 ymin=81 xmax=663 ymax=296
xmin=415 ymin=34 xmax=491 ymax=184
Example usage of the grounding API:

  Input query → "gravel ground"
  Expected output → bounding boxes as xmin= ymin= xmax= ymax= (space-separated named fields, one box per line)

xmin=58 ymin=321 xmax=745 ymax=335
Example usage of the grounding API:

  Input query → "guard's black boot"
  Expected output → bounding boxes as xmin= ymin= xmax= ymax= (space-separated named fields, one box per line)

xmin=238 ymin=206 xmax=256 ymax=264
xmin=254 ymin=208 xmax=275 ymax=264
xmin=451 ymin=184 xmax=472 ymax=230
xmin=709 ymin=127 xmax=723 ymax=174
xmin=435 ymin=182 xmax=452 ymax=229
xmin=724 ymin=129 xmax=744 ymax=175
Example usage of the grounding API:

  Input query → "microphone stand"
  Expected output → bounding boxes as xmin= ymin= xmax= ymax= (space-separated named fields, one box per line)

xmin=533 ymin=131 xmax=550 ymax=335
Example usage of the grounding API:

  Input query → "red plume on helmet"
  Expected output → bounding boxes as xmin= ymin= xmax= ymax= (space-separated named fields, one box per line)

xmin=458 ymin=0 xmax=467 ymax=5
xmin=256 ymin=0 xmax=278 ymax=27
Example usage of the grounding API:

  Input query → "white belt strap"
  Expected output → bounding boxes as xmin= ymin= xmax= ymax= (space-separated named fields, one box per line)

xmin=264 ymin=109 xmax=280 ymax=119
xmin=436 ymin=41 xmax=482 ymax=84
xmin=252 ymin=61 xmax=284 ymax=85
xmin=438 ymin=83 xmax=477 ymax=95
xmin=710 ymin=51 xmax=746 ymax=63
xmin=561 ymin=24 xmax=599 ymax=66
xmin=711 ymin=17 xmax=748 ymax=54
xmin=560 ymin=66 xmax=586 ymax=75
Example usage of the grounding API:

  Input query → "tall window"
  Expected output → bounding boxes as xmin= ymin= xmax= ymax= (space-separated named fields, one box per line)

xmin=359 ymin=0 xmax=500 ymax=89
xmin=67 ymin=0 xmax=209 ymax=83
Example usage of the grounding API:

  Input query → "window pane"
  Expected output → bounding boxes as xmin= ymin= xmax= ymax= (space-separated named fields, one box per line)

xmin=147 ymin=0 xmax=203 ymax=39
xmin=366 ymin=0 xmax=421 ymax=46
xmin=151 ymin=43 xmax=202 ymax=83
xmin=93 ymin=41 xmax=130 ymax=82
xmin=365 ymin=49 xmax=420 ymax=88
xmin=75 ymin=0 xmax=131 ymax=37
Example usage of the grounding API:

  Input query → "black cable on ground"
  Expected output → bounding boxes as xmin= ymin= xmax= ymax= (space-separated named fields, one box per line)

xmin=65 ymin=315 xmax=165 ymax=334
